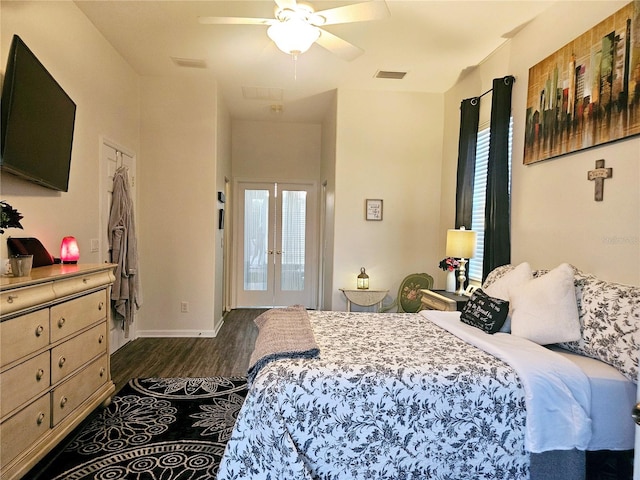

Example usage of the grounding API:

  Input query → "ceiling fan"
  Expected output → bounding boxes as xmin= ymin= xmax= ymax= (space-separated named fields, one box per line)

xmin=198 ymin=0 xmax=390 ymax=61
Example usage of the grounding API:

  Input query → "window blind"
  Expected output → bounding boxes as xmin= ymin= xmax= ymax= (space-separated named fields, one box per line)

xmin=468 ymin=118 xmax=512 ymax=282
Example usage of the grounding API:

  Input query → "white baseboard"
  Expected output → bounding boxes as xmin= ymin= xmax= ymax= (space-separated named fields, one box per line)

xmin=136 ymin=329 xmax=217 ymax=338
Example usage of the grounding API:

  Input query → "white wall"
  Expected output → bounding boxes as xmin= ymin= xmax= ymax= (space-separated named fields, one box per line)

xmin=443 ymin=0 xmax=639 ymax=286
xmin=231 ymin=120 xmax=321 ymax=181
xmin=137 ymin=75 xmax=220 ymax=336
xmin=332 ymin=89 xmax=444 ymax=310
xmin=0 ymin=1 xmax=139 ymax=263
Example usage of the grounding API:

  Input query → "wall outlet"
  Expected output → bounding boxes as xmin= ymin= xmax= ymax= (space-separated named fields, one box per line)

xmin=180 ymin=301 xmax=189 ymax=313
xmin=90 ymin=239 xmax=99 ymax=253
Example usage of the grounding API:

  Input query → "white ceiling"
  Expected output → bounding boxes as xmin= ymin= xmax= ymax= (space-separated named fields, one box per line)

xmin=74 ymin=0 xmax=555 ymax=123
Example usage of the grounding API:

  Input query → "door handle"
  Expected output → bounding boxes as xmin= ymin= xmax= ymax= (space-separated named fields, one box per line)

xmin=633 ymin=403 xmax=640 ymax=426
xmin=268 ymin=250 xmax=273 ymax=255
xmin=276 ymin=251 xmax=283 ymax=255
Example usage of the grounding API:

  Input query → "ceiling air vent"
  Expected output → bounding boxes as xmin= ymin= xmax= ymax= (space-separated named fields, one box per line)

xmin=375 ymin=70 xmax=407 ymax=80
xmin=242 ymin=86 xmax=284 ymax=102
xmin=171 ymin=57 xmax=207 ymax=69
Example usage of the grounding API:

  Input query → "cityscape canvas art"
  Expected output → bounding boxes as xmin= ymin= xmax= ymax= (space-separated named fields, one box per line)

xmin=524 ymin=1 xmax=640 ymax=164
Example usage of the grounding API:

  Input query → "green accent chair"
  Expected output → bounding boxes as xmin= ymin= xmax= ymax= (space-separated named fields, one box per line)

xmin=380 ymin=273 xmax=434 ymax=313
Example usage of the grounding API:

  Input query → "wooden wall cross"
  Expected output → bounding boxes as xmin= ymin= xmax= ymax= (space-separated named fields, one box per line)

xmin=587 ymin=159 xmax=612 ymax=201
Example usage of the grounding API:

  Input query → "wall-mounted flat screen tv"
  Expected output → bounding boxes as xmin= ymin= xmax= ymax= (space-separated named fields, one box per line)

xmin=1 ymin=35 xmax=76 ymax=192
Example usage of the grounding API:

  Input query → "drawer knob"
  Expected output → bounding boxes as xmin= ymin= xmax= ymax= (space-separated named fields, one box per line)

xmin=57 ymin=317 xmax=66 ymax=328
xmin=100 ymin=367 xmax=105 ymax=377
xmin=6 ymin=295 xmax=17 ymax=304
xmin=35 ymin=324 xmax=45 ymax=336
xmin=37 ymin=412 xmax=45 ymax=425
xmin=98 ymin=301 xmax=104 ymax=311
xmin=58 ymin=356 xmax=66 ymax=368
xmin=36 ymin=368 xmax=45 ymax=381
xmin=60 ymin=396 xmax=68 ymax=408
xmin=98 ymin=334 xmax=104 ymax=344
xmin=83 ymin=277 xmax=89 ymax=284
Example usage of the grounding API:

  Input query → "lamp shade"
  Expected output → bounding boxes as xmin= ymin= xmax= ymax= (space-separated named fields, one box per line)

xmin=267 ymin=20 xmax=320 ymax=55
xmin=60 ymin=236 xmax=80 ymax=263
xmin=445 ymin=227 xmax=476 ymax=259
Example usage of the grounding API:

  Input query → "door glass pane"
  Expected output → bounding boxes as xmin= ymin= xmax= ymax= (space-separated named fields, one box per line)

xmin=281 ymin=190 xmax=306 ymax=291
xmin=244 ymin=189 xmax=269 ymax=291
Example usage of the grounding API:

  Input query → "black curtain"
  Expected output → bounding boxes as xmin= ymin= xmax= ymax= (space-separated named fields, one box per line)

xmin=483 ymin=75 xmax=515 ymax=280
xmin=455 ymin=98 xmax=480 ymax=229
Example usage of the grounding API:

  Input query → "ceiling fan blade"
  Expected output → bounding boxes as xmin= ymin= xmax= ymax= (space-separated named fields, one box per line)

xmin=316 ymin=0 xmax=389 ymax=26
xmin=274 ymin=0 xmax=297 ymax=11
xmin=316 ymin=29 xmax=363 ymax=61
xmin=198 ymin=16 xmax=273 ymax=25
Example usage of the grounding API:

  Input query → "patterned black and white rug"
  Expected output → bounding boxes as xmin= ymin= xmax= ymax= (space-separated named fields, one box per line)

xmin=31 ymin=377 xmax=248 ymax=480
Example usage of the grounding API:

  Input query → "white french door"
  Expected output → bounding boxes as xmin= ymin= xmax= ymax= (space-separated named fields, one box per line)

xmin=234 ymin=181 xmax=317 ymax=308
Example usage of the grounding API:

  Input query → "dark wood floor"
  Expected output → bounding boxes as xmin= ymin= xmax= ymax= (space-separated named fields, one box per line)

xmin=110 ymin=308 xmax=264 ymax=392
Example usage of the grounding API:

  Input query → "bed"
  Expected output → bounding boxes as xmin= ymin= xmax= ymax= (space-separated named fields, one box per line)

xmin=217 ymin=264 xmax=638 ymax=480
xmin=217 ymin=312 xmax=635 ymax=479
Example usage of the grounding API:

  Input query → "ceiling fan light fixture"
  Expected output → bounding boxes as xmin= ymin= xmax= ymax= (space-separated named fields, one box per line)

xmin=267 ymin=19 xmax=320 ymax=56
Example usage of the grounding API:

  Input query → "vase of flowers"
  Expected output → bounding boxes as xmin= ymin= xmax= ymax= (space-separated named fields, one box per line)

xmin=439 ymin=257 xmax=459 ymax=293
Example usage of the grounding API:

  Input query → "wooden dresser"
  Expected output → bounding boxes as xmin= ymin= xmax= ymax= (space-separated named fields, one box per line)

xmin=0 ymin=264 xmax=116 ymax=480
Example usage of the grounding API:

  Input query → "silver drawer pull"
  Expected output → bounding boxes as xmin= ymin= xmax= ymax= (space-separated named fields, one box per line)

xmin=98 ymin=334 xmax=104 ymax=344
xmin=60 ymin=396 xmax=68 ymax=408
xmin=35 ymin=324 xmax=45 ymax=336
xmin=37 ymin=412 xmax=45 ymax=425
xmin=100 ymin=367 xmax=105 ymax=377
xmin=57 ymin=317 xmax=66 ymax=328
xmin=36 ymin=368 xmax=45 ymax=381
xmin=98 ymin=301 xmax=104 ymax=311
xmin=58 ymin=356 xmax=66 ymax=368
xmin=6 ymin=295 xmax=17 ymax=303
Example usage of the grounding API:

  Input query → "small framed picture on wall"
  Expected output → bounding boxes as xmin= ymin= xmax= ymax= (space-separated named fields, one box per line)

xmin=365 ymin=199 xmax=383 ymax=221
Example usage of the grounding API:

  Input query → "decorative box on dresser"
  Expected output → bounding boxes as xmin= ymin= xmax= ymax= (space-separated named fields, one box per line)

xmin=0 ymin=264 xmax=116 ymax=480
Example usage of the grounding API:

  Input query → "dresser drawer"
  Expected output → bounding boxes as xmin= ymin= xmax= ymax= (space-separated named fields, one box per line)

xmin=51 ymin=323 xmax=107 ymax=384
xmin=50 ymin=290 xmax=107 ymax=343
xmin=53 ymin=271 xmax=114 ymax=299
xmin=52 ymin=355 xmax=109 ymax=426
xmin=0 ymin=310 xmax=49 ymax=367
xmin=0 ymin=282 xmax=55 ymax=317
xmin=1 ymin=352 xmax=50 ymax=418
xmin=0 ymin=394 xmax=50 ymax=466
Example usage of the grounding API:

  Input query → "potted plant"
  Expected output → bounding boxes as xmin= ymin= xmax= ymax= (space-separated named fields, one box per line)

xmin=0 ymin=201 xmax=32 ymax=276
xmin=0 ymin=201 xmax=24 ymax=234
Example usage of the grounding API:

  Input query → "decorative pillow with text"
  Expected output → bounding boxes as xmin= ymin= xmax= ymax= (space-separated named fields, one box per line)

xmin=460 ymin=289 xmax=510 ymax=334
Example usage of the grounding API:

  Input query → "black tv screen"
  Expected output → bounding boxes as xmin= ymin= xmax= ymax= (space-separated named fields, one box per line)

xmin=1 ymin=35 xmax=76 ymax=192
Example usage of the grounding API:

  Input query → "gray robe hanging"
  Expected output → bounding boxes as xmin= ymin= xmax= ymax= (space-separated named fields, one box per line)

xmin=108 ymin=166 xmax=140 ymax=337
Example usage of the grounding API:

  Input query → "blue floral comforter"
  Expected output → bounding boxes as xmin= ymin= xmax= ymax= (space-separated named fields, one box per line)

xmin=217 ymin=311 xmax=530 ymax=479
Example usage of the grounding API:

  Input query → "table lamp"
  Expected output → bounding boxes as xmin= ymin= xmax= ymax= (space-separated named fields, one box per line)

xmin=445 ymin=227 xmax=476 ymax=295
xmin=60 ymin=236 xmax=80 ymax=264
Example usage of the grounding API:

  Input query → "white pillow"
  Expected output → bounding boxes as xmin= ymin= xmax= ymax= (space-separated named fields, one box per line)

xmin=509 ymin=263 xmax=580 ymax=345
xmin=484 ymin=262 xmax=533 ymax=332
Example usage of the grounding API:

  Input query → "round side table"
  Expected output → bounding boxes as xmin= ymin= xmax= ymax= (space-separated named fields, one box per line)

xmin=340 ymin=288 xmax=389 ymax=312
